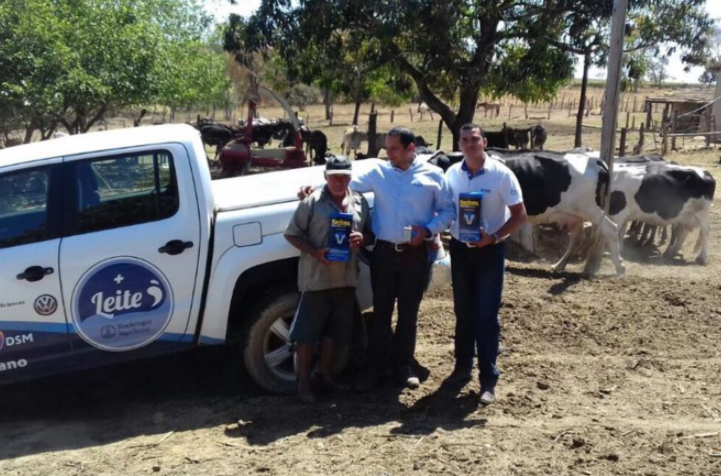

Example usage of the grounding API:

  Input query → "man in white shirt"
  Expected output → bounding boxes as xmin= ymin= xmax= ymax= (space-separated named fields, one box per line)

xmin=444 ymin=123 xmax=527 ymax=405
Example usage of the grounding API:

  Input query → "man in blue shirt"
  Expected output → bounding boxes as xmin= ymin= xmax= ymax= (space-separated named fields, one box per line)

xmin=353 ymin=127 xmax=455 ymax=390
xmin=299 ymin=127 xmax=454 ymax=390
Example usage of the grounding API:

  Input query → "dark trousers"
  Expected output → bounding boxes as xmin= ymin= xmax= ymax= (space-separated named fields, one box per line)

xmin=368 ymin=242 xmax=430 ymax=370
xmin=449 ymin=238 xmax=505 ymax=391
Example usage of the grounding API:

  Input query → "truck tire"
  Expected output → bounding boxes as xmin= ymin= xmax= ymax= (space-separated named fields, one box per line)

xmin=241 ymin=289 xmax=349 ymax=394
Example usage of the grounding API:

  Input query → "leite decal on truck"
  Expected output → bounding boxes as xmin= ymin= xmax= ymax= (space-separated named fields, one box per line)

xmin=71 ymin=257 xmax=174 ymax=352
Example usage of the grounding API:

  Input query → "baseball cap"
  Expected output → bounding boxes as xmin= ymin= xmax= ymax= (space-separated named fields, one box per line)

xmin=325 ymin=154 xmax=352 ymax=175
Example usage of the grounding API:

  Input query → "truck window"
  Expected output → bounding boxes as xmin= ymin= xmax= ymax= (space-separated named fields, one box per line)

xmin=0 ymin=168 xmax=51 ymax=249
xmin=71 ymin=151 xmax=179 ymax=235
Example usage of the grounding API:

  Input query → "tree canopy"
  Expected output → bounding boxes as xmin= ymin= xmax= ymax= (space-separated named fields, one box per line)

xmin=0 ymin=0 xmax=230 ymax=141
xmin=228 ymin=0 xmax=713 ymax=149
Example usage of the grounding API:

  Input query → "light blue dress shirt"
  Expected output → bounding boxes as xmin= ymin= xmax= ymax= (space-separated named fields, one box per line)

xmin=351 ymin=158 xmax=455 ymax=243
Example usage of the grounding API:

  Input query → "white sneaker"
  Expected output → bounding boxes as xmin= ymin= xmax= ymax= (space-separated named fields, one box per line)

xmin=479 ymin=391 xmax=496 ymax=405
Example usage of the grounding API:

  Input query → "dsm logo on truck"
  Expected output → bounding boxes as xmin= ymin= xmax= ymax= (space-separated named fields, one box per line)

xmin=71 ymin=258 xmax=174 ymax=352
xmin=0 ymin=332 xmax=34 ymax=351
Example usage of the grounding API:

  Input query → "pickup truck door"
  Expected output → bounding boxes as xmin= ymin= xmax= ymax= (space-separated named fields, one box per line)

xmin=0 ymin=161 xmax=71 ymax=381
xmin=59 ymin=145 xmax=202 ymax=358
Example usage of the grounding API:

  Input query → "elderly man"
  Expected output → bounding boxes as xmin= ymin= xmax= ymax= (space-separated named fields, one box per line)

xmin=285 ymin=155 xmax=373 ymax=403
xmin=299 ymin=127 xmax=454 ymax=390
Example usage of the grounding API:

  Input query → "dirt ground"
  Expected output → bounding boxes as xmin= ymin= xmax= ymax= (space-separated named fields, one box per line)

xmin=3 ymin=92 xmax=721 ymax=475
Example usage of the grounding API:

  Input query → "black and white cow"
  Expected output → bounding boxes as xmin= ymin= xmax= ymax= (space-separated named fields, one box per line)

xmin=609 ymin=162 xmax=715 ymax=264
xmin=420 ymin=149 xmax=625 ymax=275
xmin=500 ymin=151 xmax=625 ymax=275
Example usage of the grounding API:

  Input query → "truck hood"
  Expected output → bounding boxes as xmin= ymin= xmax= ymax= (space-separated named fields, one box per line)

xmin=211 ymin=159 xmax=385 ymax=212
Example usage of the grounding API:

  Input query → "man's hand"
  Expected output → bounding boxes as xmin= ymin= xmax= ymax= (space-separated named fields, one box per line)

xmin=298 ymin=185 xmax=314 ymax=200
xmin=410 ymin=225 xmax=429 ymax=246
xmin=468 ymin=229 xmax=496 ymax=248
xmin=349 ymin=231 xmax=364 ymax=249
xmin=429 ymin=233 xmax=442 ymax=251
xmin=311 ymin=247 xmax=333 ymax=265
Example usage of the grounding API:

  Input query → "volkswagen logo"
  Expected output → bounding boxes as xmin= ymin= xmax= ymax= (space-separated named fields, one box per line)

xmin=34 ymin=295 xmax=58 ymax=316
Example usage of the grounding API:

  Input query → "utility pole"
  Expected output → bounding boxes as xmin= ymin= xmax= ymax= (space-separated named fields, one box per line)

xmin=586 ymin=0 xmax=629 ymax=275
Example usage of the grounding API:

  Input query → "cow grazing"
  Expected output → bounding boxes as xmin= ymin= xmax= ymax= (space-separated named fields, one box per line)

xmin=484 ymin=124 xmax=509 ymax=148
xmin=530 ymin=125 xmax=547 ymax=150
xmin=304 ymin=130 xmax=328 ymax=165
xmin=200 ymin=124 xmax=234 ymax=160
xmin=494 ymin=151 xmax=625 ymax=275
xmin=418 ymin=102 xmax=434 ymax=121
xmin=507 ymin=127 xmax=531 ymax=149
xmin=414 ymin=135 xmax=432 ymax=148
xmin=609 ymin=162 xmax=715 ymax=264
xmin=340 ymin=125 xmax=368 ymax=157
xmin=476 ymin=102 xmax=501 ymax=117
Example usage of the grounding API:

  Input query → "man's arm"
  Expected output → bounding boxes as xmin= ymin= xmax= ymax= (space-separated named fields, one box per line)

xmin=493 ymin=202 xmax=527 ymax=239
xmin=470 ymin=202 xmax=526 ymax=248
xmin=427 ymin=173 xmax=456 ymax=235
xmin=284 ymin=198 xmax=332 ymax=264
xmin=350 ymin=167 xmax=375 ymax=193
xmin=298 ymin=167 xmax=376 ymax=200
xmin=285 ymin=235 xmax=332 ymax=264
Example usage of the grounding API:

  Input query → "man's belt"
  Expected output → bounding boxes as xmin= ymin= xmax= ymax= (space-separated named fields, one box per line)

xmin=376 ymin=240 xmax=427 ymax=253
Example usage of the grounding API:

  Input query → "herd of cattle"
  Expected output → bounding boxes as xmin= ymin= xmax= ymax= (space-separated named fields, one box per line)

xmin=194 ymin=115 xmax=715 ymax=272
xmin=195 ymin=117 xmax=329 ymax=164
xmin=424 ymin=148 xmax=715 ymax=273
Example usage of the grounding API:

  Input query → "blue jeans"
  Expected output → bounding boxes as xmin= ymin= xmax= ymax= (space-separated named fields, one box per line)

xmin=449 ymin=238 xmax=505 ymax=392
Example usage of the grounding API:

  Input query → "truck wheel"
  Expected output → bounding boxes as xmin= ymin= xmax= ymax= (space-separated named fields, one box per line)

xmin=241 ymin=290 xmax=349 ymax=394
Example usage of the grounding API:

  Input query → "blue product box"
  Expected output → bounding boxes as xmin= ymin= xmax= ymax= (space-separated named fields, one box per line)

xmin=326 ymin=212 xmax=353 ymax=262
xmin=458 ymin=192 xmax=484 ymax=242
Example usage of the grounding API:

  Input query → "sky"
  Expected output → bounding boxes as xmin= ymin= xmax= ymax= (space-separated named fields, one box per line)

xmin=204 ymin=0 xmax=721 ymax=84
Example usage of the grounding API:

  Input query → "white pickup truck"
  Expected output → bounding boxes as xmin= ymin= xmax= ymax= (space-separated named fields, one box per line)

xmin=0 ymin=124 xmax=451 ymax=393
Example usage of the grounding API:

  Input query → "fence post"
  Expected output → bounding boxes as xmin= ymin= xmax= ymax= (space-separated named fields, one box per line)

xmin=619 ymin=127 xmax=628 ymax=157
xmin=645 ymin=100 xmax=652 ymax=132
xmin=390 ymin=110 xmax=395 ymax=123
xmin=706 ymin=114 xmax=712 ymax=147
xmin=625 ymin=111 xmax=630 ymax=129
xmin=637 ymin=122 xmax=645 ymax=153
xmin=367 ymin=112 xmax=379 ymax=158
xmin=631 ymin=115 xmax=636 ymax=130
xmin=547 ymin=101 xmax=553 ymax=119
xmin=409 ymin=108 xmax=413 ymax=122
xmin=671 ymin=109 xmax=678 ymax=151
xmin=661 ymin=106 xmax=669 ymax=155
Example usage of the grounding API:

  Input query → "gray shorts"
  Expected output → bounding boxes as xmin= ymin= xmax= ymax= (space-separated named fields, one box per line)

xmin=290 ymin=287 xmax=355 ymax=345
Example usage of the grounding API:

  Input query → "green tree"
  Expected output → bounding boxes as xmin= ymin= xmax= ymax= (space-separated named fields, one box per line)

xmin=230 ymin=0 xmax=713 ymax=150
xmin=552 ymin=0 xmax=712 ymax=147
xmin=0 ymin=0 xmax=218 ymax=140
xmin=231 ymin=0 xmax=580 ymax=148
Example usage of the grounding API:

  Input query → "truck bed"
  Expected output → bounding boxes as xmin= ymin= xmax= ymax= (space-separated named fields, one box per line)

xmin=211 ymin=159 xmax=384 ymax=213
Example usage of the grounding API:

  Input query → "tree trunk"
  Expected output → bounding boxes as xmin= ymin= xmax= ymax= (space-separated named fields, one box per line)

xmin=23 ymin=124 xmax=36 ymax=144
xmin=352 ymin=100 xmax=361 ymax=126
xmin=324 ymin=89 xmax=333 ymax=121
xmin=574 ymin=52 xmax=591 ymax=148
xmin=448 ymin=85 xmax=480 ymax=151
